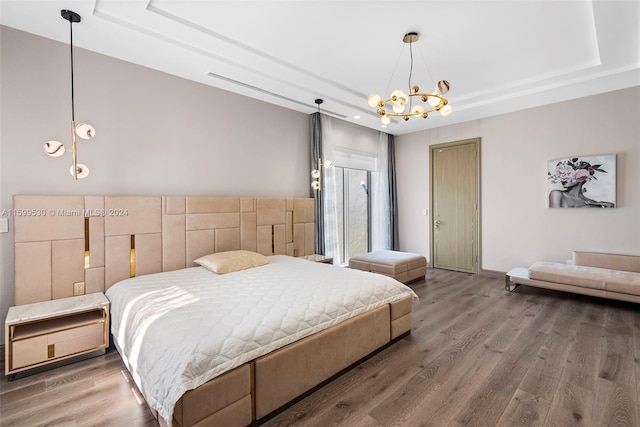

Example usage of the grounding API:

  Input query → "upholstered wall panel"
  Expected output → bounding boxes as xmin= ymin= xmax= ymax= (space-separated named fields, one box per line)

xmin=293 ymin=224 xmax=305 ymax=258
xmin=15 ymin=241 xmax=52 ymax=305
xmin=274 ymin=224 xmax=286 ymax=255
xmin=285 ymin=212 xmax=293 ymax=244
xmin=85 ymin=267 xmax=105 ymax=295
xmin=215 ymin=228 xmax=241 ymax=253
xmin=105 ymin=235 xmax=133 ymax=289
xmin=186 ymin=230 xmax=216 ymax=266
xmin=14 ymin=195 xmax=315 ymax=303
xmin=240 ymin=213 xmax=257 ymax=252
xmin=240 ymin=197 xmax=255 ymax=213
xmin=186 ymin=213 xmax=240 ymax=231
xmin=51 ymin=239 xmax=85 ymax=300
xmin=294 ymin=198 xmax=314 ymax=224
xmin=257 ymin=198 xmax=285 ymax=226
xmin=13 ymin=195 xmax=84 ymax=243
xmin=163 ymin=214 xmax=186 ymax=272
xmin=305 ymin=223 xmax=315 ymax=256
xmin=257 ymin=225 xmax=273 ymax=256
xmin=104 ymin=196 xmax=162 ymax=236
xmin=164 ymin=196 xmax=186 ymax=215
xmin=135 ymin=233 xmax=163 ymax=277
xmin=186 ymin=197 xmax=239 ymax=214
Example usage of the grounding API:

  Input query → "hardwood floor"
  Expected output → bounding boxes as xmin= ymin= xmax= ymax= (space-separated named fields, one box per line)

xmin=1 ymin=268 xmax=639 ymax=426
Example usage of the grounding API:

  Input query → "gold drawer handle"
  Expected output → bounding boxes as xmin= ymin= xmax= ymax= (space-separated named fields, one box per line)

xmin=48 ymin=344 xmax=55 ymax=359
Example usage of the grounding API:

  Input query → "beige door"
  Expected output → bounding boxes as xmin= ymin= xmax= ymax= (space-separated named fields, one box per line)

xmin=430 ymin=138 xmax=480 ymax=273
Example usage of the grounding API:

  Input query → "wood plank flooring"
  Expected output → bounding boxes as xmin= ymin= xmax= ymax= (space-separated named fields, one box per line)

xmin=1 ymin=268 xmax=639 ymax=426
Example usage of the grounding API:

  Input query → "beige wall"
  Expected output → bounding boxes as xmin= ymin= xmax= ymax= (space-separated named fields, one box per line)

xmin=396 ymin=86 xmax=640 ymax=272
xmin=0 ymin=26 xmax=309 ymax=344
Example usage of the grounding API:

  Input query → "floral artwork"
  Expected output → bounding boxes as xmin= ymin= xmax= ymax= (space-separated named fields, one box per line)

xmin=547 ymin=154 xmax=616 ymax=208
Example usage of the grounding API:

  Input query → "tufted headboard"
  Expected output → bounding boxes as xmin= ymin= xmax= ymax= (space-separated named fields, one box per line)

xmin=13 ymin=195 xmax=316 ymax=305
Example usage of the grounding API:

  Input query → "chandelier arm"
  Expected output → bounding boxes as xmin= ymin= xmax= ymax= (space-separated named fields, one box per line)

xmin=377 ymin=93 xmax=447 ymax=118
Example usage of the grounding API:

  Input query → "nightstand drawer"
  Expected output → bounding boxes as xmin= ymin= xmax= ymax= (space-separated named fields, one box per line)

xmin=48 ymin=321 xmax=104 ymax=345
xmin=12 ymin=336 xmax=48 ymax=369
xmin=53 ymin=328 xmax=105 ymax=359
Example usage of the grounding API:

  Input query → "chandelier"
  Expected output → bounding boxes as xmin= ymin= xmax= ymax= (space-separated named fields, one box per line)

xmin=368 ymin=32 xmax=452 ymax=126
xmin=43 ymin=9 xmax=96 ymax=180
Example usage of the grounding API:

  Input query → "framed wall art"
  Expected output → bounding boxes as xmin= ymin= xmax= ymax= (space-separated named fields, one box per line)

xmin=547 ymin=154 xmax=616 ymax=208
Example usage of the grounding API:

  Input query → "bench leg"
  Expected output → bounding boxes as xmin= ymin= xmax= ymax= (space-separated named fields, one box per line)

xmin=505 ymin=275 xmax=518 ymax=292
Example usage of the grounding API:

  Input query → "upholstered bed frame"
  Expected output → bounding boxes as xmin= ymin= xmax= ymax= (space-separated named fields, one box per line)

xmin=12 ymin=194 xmax=413 ymax=426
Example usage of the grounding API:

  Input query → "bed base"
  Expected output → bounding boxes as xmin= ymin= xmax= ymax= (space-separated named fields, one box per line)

xmin=153 ymin=296 xmax=412 ymax=427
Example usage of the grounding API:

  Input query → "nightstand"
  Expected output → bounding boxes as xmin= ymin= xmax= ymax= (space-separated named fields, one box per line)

xmin=5 ymin=292 xmax=109 ymax=379
xmin=300 ymin=254 xmax=334 ymax=264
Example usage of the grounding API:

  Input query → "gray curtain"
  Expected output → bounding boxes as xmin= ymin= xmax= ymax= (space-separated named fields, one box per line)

xmin=388 ymin=135 xmax=399 ymax=250
xmin=310 ymin=112 xmax=324 ymax=255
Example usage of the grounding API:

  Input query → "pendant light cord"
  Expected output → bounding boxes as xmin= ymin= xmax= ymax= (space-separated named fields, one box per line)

xmin=69 ymin=18 xmax=75 ymax=122
xmin=408 ymin=39 xmax=414 ymax=108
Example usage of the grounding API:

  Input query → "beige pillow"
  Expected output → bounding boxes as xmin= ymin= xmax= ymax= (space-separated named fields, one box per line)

xmin=194 ymin=250 xmax=268 ymax=274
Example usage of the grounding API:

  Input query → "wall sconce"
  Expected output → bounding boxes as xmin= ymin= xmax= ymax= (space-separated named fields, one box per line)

xmin=43 ymin=9 xmax=96 ymax=180
xmin=311 ymin=158 xmax=332 ymax=191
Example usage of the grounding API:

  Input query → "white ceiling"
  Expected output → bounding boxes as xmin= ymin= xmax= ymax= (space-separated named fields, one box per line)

xmin=1 ymin=0 xmax=639 ymax=135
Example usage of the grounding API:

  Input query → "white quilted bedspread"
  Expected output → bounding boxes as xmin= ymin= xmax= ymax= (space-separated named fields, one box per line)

xmin=106 ymin=255 xmax=418 ymax=425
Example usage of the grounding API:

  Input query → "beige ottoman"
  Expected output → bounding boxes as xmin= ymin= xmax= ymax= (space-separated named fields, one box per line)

xmin=349 ymin=250 xmax=427 ymax=284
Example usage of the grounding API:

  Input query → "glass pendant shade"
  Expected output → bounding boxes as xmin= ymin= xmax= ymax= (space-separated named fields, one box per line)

xmin=311 ymin=180 xmax=320 ymax=190
xmin=44 ymin=140 xmax=66 ymax=157
xmin=437 ymin=80 xmax=450 ymax=95
xmin=323 ymin=160 xmax=332 ymax=168
xmin=368 ymin=94 xmax=381 ymax=107
xmin=440 ymin=104 xmax=453 ymax=116
xmin=411 ymin=105 xmax=425 ymax=115
xmin=70 ymin=163 xmax=90 ymax=179
xmin=75 ymin=123 xmax=95 ymax=139
xmin=311 ymin=169 xmax=320 ymax=178
xmin=381 ymin=115 xmax=391 ymax=125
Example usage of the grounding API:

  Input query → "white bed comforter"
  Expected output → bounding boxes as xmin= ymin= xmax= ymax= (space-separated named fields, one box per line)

xmin=106 ymin=255 xmax=418 ymax=424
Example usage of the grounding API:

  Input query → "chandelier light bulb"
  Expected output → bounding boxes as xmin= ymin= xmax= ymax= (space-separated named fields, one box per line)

xmin=311 ymin=169 xmax=320 ymax=179
xmin=440 ymin=104 xmax=453 ymax=116
xmin=393 ymin=104 xmax=406 ymax=114
xmin=381 ymin=114 xmax=391 ymax=125
xmin=311 ymin=180 xmax=320 ymax=190
xmin=427 ymin=95 xmax=440 ymax=107
xmin=368 ymin=94 xmax=381 ymax=108
xmin=323 ymin=160 xmax=332 ymax=169
xmin=411 ymin=105 xmax=425 ymax=115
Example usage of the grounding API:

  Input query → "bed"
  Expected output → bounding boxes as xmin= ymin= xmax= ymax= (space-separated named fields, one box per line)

xmin=11 ymin=194 xmax=417 ymax=427
xmin=106 ymin=253 xmax=416 ymax=426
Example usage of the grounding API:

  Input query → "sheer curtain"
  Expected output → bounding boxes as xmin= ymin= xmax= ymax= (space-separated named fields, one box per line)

xmin=310 ymin=112 xmax=339 ymax=257
xmin=371 ymin=132 xmax=391 ymax=251
xmin=311 ymin=115 xmax=398 ymax=261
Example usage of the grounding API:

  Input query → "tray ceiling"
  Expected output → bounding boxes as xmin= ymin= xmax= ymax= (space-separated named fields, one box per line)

xmin=1 ymin=0 xmax=638 ymax=135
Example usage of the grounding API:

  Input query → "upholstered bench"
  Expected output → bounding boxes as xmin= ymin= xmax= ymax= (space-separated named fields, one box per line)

xmin=349 ymin=250 xmax=427 ymax=284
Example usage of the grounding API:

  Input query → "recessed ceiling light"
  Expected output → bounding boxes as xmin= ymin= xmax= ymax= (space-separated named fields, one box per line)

xmin=354 ymin=115 xmax=360 ymax=120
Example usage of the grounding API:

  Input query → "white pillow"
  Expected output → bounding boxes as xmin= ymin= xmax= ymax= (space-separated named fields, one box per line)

xmin=194 ymin=250 xmax=268 ymax=274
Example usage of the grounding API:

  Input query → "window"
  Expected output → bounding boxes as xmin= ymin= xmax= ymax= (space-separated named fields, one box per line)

xmin=334 ymin=167 xmax=369 ymax=265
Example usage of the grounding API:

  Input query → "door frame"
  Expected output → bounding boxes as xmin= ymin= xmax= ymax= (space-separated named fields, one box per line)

xmin=429 ymin=137 xmax=481 ymax=274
